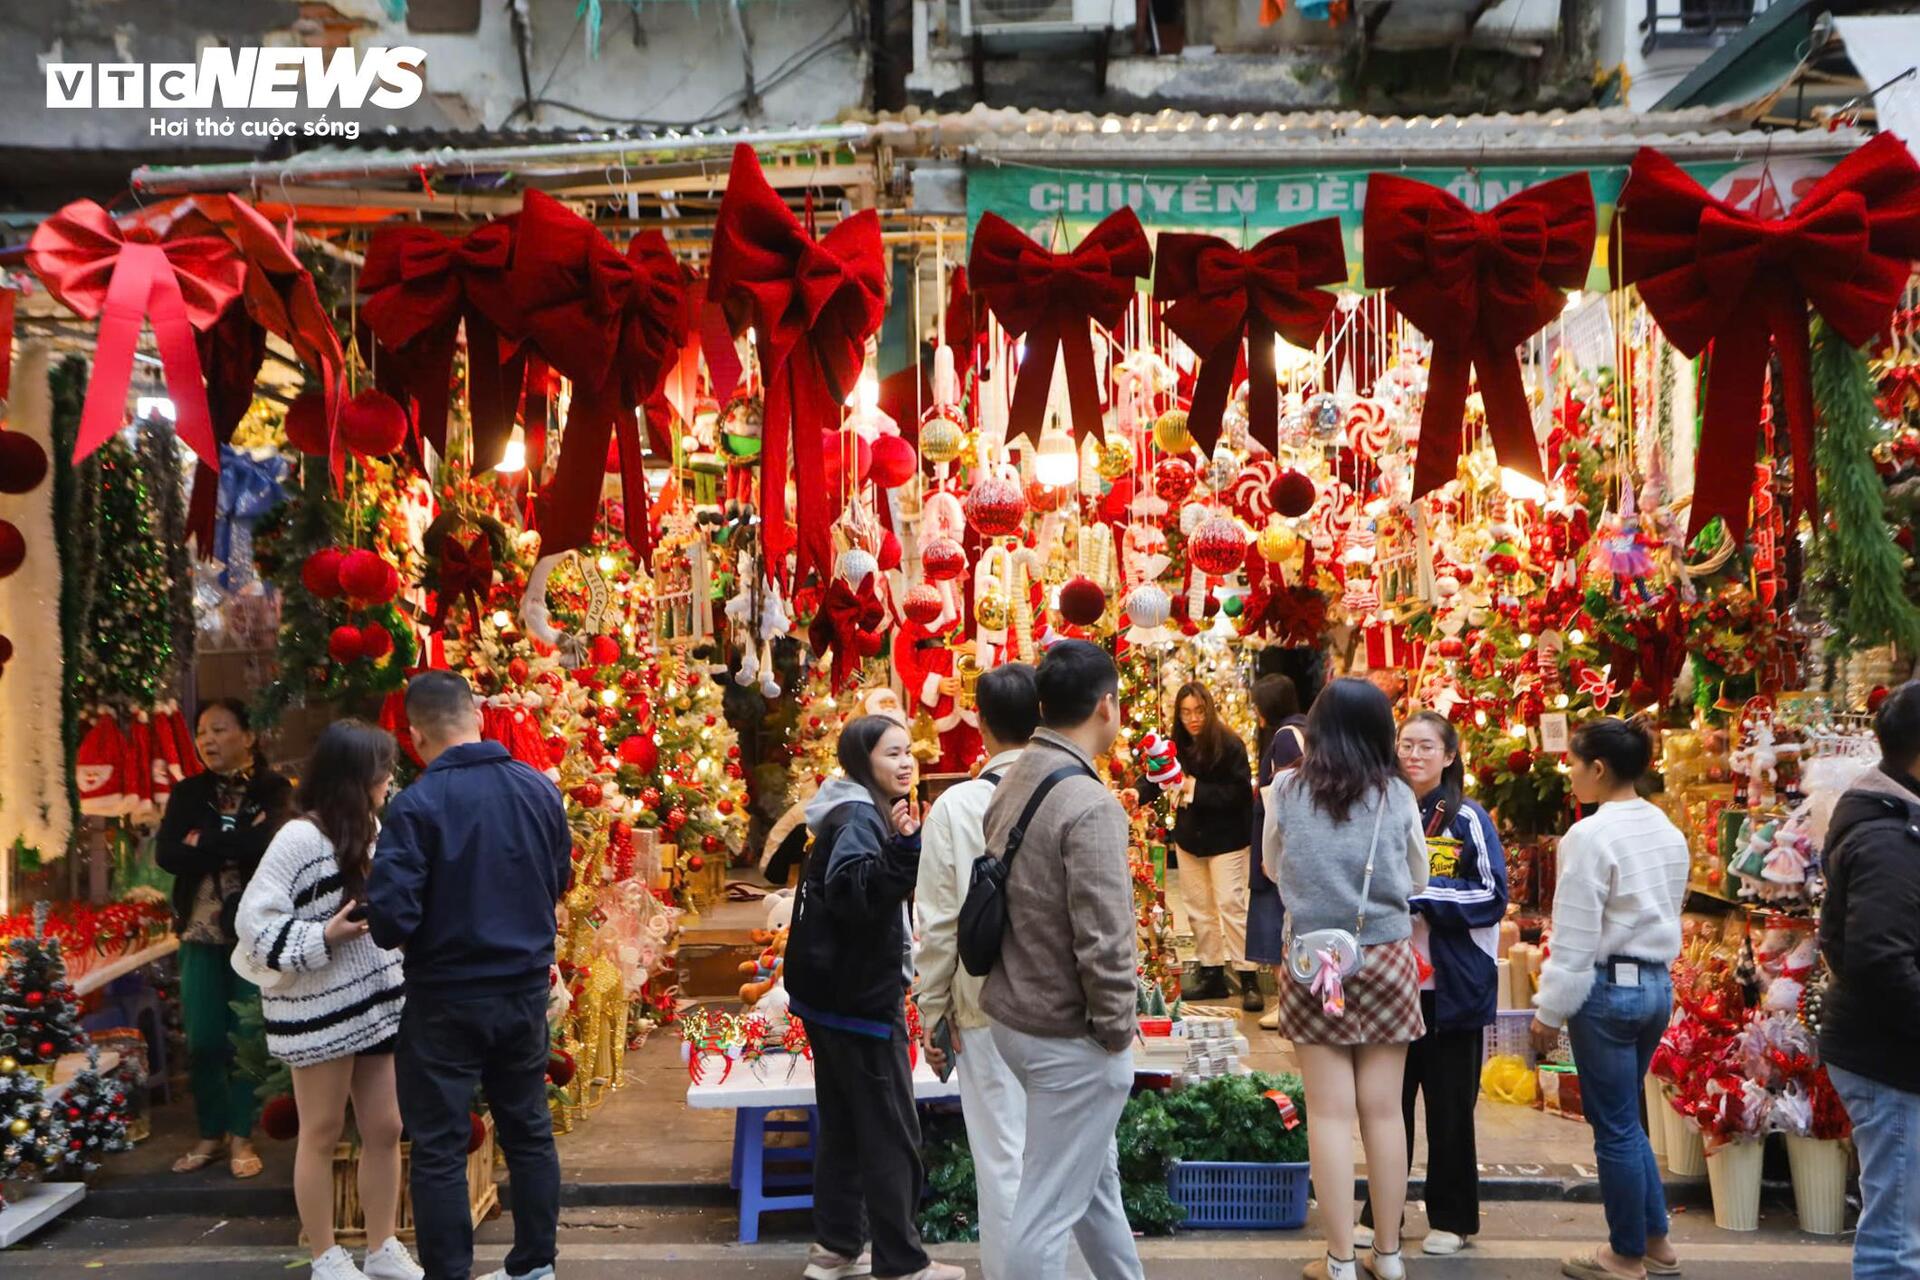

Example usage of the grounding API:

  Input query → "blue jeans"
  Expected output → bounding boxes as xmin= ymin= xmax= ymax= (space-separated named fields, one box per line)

xmin=1828 ymin=1064 xmax=1920 ymax=1280
xmin=1566 ymin=968 xmax=1673 ymax=1259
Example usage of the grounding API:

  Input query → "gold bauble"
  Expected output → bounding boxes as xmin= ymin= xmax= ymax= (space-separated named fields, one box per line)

xmin=976 ymin=589 xmax=1010 ymax=631
xmin=9 ymin=1118 xmax=27 ymax=1137
xmin=1257 ymin=522 xmax=1301 ymax=565
xmin=920 ymin=413 xmax=966 ymax=465
xmin=0 ymin=1056 xmax=15 ymax=1074
xmin=1153 ymin=409 xmax=1193 ymax=455
xmin=1096 ymin=437 xmax=1135 ymax=480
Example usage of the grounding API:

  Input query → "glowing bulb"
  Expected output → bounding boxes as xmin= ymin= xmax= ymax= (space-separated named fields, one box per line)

xmin=622 ymin=623 xmax=636 ymax=638
xmin=492 ymin=610 xmax=512 ymax=629
xmin=1555 ymin=693 xmax=1570 ymax=709
xmin=1034 ymin=417 xmax=1077 ymax=488
xmin=1272 ymin=335 xmax=1317 ymax=377
xmin=1474 ymin=710 xmax=1488 ymax=727
xmin=1569 ymin=628 xmax=1586 ymax=646
xmin=494 ymin=428 xmax=527 ymax=474
xmin=1519 ymin=633 xmax=1533 ymax=650
xmin=599 ymin=688 xmax=619 ymax=706
xmin=1500 ymin=467 xmax=1547 ymax=503
xmin=598 ymin=555 xmax=616 ymax=572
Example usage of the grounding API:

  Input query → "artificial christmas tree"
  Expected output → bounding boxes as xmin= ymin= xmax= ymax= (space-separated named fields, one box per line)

xmin=0 ymin=1056 xmax=66 ymax=1194
xmin=0 ymin=905 xmax=85 ymax=1072
xmin=51 ymin=1048 xmax=131 ymax=1175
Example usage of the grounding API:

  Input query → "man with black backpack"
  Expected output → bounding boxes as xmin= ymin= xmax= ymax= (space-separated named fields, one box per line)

xmin=978 ymin=640 xmax=1144 ymax=1280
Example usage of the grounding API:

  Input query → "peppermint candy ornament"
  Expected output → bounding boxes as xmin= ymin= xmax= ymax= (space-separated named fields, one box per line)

xmin=1229 ymin=457 xmax=1278 ymax=524
xmin=1344 ymin=398 xmax=1394 ymax=459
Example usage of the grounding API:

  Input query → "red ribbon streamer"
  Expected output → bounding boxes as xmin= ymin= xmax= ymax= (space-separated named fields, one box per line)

xmin=1154 ymin=222 xmax=1347 ymax=454
xmin=969 ymin=209 xmax=1151 ymax=443
xmin=1364 ymin=173 xmax=1595 ymax=499
xmin=508 ymin=190 xmax=686 ymax=558
xmin=0 ymin=288 xmax=13 ymax=404
xmin=27 ymin=199 xmax=247 ymax=472
xmin=1617 ymin=134 xmax=1920 ymax=541
xmin=710 ymin=144 xmax=886 ymax=587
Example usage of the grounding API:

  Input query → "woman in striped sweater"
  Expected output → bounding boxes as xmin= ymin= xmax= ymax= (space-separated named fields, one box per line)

xmin=237 ymin=720 xmax=415 ymax=1280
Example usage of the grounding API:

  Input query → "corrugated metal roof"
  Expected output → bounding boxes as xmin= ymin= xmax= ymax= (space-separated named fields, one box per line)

xmin=870 ymin=104 xmax=1868 ymax=160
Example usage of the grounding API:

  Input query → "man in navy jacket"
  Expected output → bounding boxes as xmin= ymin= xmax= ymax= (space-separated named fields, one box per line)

xmin=368 ymin=671 xmax=572 ymax=1280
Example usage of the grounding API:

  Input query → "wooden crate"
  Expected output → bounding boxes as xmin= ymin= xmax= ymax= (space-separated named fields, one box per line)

xmin=324 ymin=1113 xmax=497 ymax=1246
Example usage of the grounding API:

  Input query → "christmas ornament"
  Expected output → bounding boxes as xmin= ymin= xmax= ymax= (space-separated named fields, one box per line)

xmin=0 ymin=431 xmax=50 ymax=495
xmin=919 ymin=412 xmax=966 ymax=465
xmin=358 ymin=624 xmax=395 ymax=661
xmin=1228 ymin=457 xmax=1279 ymax=524
xmin=282 ymin=390 xmax=332 ymax=457
xmin=301 ymin=548 xmax=347 ymax=599
xmin=836 ymin=548 xmax=878 ymax=588
xmin=328 ymin=625 xmax=366 ymax=664
xmin=1153 ymin=458 xmax=1197 ymax=504
xmin=1344 ymin=398 xmax=1394 ymax=459
xmin=869 ymin=434 xmax=916 ymax=488
xmin=904 ymin=583 xmax=945 ymax=626
xmin=1257 ymin=521 xmax=1302 ymax=566
xmin=920 ymin=537 xmax=968 ymax=583
xmin=0 ymin=520 xmax=22 ymax=579
xmin=1096 ymin=438 xmax=1135 ymax=479
xmin=1271 ymin=467 xmax=1317 ymax=518
xmin=964 ymin=470 xmax=1027 ymax=537
xmin=340 ymin=388 xmax=409 ymax=458
xmin=337 ymin=549 xmax=397 ymax=603
xmin=1188 ymin=515 xmax=1249 ymax=576
xmin=1153 ymin=409 xmax=1194 ymax=455
xmin=1058 ymin=576 xmax=1107 ymax=626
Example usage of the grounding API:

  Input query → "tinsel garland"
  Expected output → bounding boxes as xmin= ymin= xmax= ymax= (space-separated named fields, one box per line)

xmin=51 ymin=357 xmax=91 ymax=847
xmin=1810 ymin=320 xmax=1920 ymax=656
xmin=70 ymin=436 xmax=176 ymax=709
xmin=0 ymin=341 xmax=72 ymax=860
xmin=137 ymin=424 xmax=197 ymax=683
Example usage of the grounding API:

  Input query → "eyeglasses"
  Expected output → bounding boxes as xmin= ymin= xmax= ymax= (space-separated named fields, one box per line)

xmin=1398 ymin=740 xmax=1446 ymax=757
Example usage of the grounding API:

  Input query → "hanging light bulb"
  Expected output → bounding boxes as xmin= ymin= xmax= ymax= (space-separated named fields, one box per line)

xmin=1499 ymin=467 xmax=1548 ymax=503
xmin=1035 ymin=414 xmax=1077 ymax=489
xmin=494 ymin=425 xmax=527 ymax=474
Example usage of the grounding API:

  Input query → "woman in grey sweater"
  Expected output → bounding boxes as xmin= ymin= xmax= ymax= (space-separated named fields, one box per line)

xmin=1262 ymin=678 xmax=1429 ymax=1280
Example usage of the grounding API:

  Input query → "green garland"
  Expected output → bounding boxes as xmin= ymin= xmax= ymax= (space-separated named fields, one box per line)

xmin=138 ymin=425 xmax=197 ymax=684
xmin=51 ymin=358 xmax=90 ymax=847
xmin=69 ymin=435 xmax=177 ymax=710
xmin=1811 ymin=320 xmax=1920 ymax=656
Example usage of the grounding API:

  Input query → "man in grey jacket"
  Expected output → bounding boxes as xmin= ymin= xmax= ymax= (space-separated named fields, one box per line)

xmin=980 ymin=640 xmax=1144 ymax=1280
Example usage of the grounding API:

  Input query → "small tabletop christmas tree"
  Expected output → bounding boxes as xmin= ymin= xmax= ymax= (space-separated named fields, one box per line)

xmin=52 ymin=1047 xmax=132 ymax=1175
xmin=0 ymin=1054 xmax=67 ymax=1197
xmin=1 ymin=904 xmax=88 ymax=1069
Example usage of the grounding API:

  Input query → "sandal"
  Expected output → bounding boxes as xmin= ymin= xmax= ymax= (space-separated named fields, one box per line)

xmin=1562 ymin=1251 xmax=1644 ymax=1280
xmin=229 ymin=1145 xmax=264 ymax=1179
xmin=1645 ymin=1256 xmax=1682 ymax=1276
xmin=171 ymin=1140 xmax=228 ymax=1174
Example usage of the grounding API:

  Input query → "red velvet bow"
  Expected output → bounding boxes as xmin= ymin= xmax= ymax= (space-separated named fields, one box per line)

xmin=970 ymin=209 xmax=1150 ymax=444
xmin=1617 ymin=134 xmax=1920 ymax=541
xmin=509 ymin=190 xmax=687 ymax=557
xmin=433 ymin=528 xmax=495 ymax=633
xmin=945 ymin=265 xmax=976 ymax=380
xmin=27 ymin=199 xmax=247 ymax=471
xmin=807 ymin=575 xmax=886 ymax=691
xmin=362 ymin=219 xmax=523 ymax=466
xmin=1364 ymin=174 xmax=1595 ymax=498
xmin=1154 ymin=222 xmax=1347 ymax=454
xmin=710 ymin=144 xmax=886 ymax=587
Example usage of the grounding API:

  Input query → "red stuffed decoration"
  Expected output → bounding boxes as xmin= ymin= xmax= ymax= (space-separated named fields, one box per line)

xmin=869 ymin=434 xmax=916 ymax=489
xmin=1153 ymin=222 xmax=1347 ymax=453
xmin=337 ymin=549 xmax=395 ymax=603
xmin=328 ymin=625 xmax=366 ymax=664
xmin=468 ymin=1113 xmax=488 ymax=1154
xmin=301 ymin=547 xmax=346 ymax=598
xmin=1364 ymin=172 xmax=1594 ymax=499
xmin=259 ymin=1094 xmax=300 ymax=1141
xmin=340 ymin=388 xmax=409 ymax=457
xmin=589 ymin=634 xmax=622 ymax=668
xmin=1271 ymin=467 xmax=1317 ymax=518
xmin=282 ymin=390 xmax=331 ymax=457
xmin=0 ymin=430 xmax=50 ymax=495
xmin=0 ymin=519 xmax=23 ymax=579
xmin=358 ymin=624 xmax=396 ymax=661
xmin=1058 ymin=576 xmax=1107 ymax=626
xmin=618 ymin=734 xmax=659 ymax=772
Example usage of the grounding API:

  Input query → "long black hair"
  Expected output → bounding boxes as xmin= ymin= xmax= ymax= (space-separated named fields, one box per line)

xmin=1400 ymin=710 xmax=1463 ymax=830
xmin=836 ymin=714 xmax=909 ymax=811
xmin=1297 ymin=677 xmax=1400 ymax=823
xmin=1171 ymin=681 xmax=1239 ymax=770
xmin=297 ymin=719 xmax=397 ymax=893
xmin=1253 ymin=674 xmax=1301 ymax=755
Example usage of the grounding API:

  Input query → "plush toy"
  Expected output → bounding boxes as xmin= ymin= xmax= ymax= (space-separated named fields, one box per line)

xmin=738 ymin=891 xmax=794 ymax=1030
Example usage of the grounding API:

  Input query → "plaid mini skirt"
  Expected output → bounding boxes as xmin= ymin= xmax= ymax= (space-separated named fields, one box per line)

xmin=1275 ymin=937 xmax=1427 ymax=1047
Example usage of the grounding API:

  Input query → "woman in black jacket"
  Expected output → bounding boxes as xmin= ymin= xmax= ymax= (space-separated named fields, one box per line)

xmin=1248 ymin=674 xmax=1307 ymax=1029
xmin=1136 ymin=682 xmax=1257 ymax=1008
xmin=154 ymin=698 xmax=292 ymax=1179
xmin=784 ymin=715 xmax=960 ymax=1280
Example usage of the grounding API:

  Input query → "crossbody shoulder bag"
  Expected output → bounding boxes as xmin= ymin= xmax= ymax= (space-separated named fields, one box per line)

xmin=1281 ymin=784 xmax=1388 ymax=1017
xmin=957 ymin=762 xmax=1092 ymax=978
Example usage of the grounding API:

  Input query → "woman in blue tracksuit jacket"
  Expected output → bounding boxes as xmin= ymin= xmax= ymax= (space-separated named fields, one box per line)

xmin=1360 ymin=710 xmax=1508 ymax=1257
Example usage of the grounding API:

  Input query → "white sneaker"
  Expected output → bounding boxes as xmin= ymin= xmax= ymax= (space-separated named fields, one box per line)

xmin=477 ymin=1267 xmax=554 ymax=1280
xmin=1351 ymin=1224 xmax=1373 ymax=1248
xmin=1362 ymin=1248 xmax=1407 ymax=1280
xmin=362 ymin=1237 xmax=424 ymax=1280
xmin=311 ymin=1247 xmax=369 ymax=1280
xmin=1259 ymin=1005 xmax=1281 ymax=1031
xmin=889 ymin=1266 xmax=965 ymax=1280
xmin=804 ymin=1244 xmax=872 ymax=1279
xmin=1422 ymin=1229 xmax=1467 ymax=1255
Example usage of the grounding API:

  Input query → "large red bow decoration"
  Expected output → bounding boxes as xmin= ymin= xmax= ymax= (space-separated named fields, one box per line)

xmin=710 ymin=144 xmax=886 ymax=586
xmin=362 ymin=219 xmax=523 ymax=468
xmin=509 ymin=190 xmax=687 ymax=557
xmin=1155 ymin=222 xmax=1347 ymax=454
xmin=1617 ymin=134 xmax=1920 ymax=541
xmin=807 ymin=575 xmax=887 ymax=691
xmin=27 ymin=199 xmax=247 ymax=472
xmin=1364 ymin=174 xmax=1595 ymax=499
xmin=970 ymin=209 xmax=1150 ymax=444
xmin=432 ymin=528 xmax=496 ymax=633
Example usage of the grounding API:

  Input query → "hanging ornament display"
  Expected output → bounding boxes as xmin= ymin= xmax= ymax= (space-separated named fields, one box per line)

xmin=1153 ymin=409 xmax=1194 ymax=456
xmin=1271 ymin=467 xmax=1318 ymax=518
xmin=965 ymin=469 xmax=1028 ymax=537
xmin=1153 ymin=458 xmax=1197 ymax=505
xmin=1187 ymin=515 xmax=1249 ymax=576
xmin=1058 ymin=575 xmax=1107 ymax=627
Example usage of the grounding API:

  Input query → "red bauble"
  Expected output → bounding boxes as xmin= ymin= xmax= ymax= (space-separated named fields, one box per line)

xmin=619 ymin=736 xmax=659 ymax=772
xmin=1867 ymin=685 xmax=1892 ymax=713
xmin=338 ymin=549 xmax=394 ymax=602
xmin=702 ymin=834 xmax=722 ymax=853
xmin=589 ymin=634 xmax=621 ymax=668
xmin=358 ymin=624 xmax=395 ymax=661
xmin=639 ymin=786 xmax=662 ymax=809
xmin=1058 ymin=575 xmax=1107 ymax=626
xmin=302 ymin=549 xmax=347 ymax=599
xmin=259 ymin=1094 xmax=300 ymax=1141
xmin=704 ymin=714 xmax=717 ymax=726
xmin=282 ymin=391 xmax=331 ymax=456
xmin=920 ymin=536 xmax=967 ymax=583
xmin=507 ymin=657 xmax=531 ymax=684
xmin=877 ymin=529 xmax=903 ymax=572
xmin=664 ymin=806 xmax=687 ymax=832
xmin=869 ymin=434 xmax=917 ymax=489
xmin=0 ymin=519 xmax=23 ymax=579
xmin=688 ymin=854 xmax=706 ymax=872
xmin=468 ymin=1113 xmax=488 ymax=1154
xmin=571 ymin=782 xmax=605 ymax=809
xmin=547 ymin=1049 xmax=576 ymax=1088
xmin=327 ymin=625 xmax=365 ymax=664
xmin=1436 ymin=637 xmax=1466 ymax=660
xmin=1506 ymin=749 xmax=1534 ymax=774
xmin=37 ymin=1042 xmax=54 ymax=1057
xmin=1026 ymin=479 xmax=1069 ymax=512
xmin=964 ymin=472 xmax=1027 ymax=536
xmin=1154 ymin=458 xmax=1197 ymax=505
xmin=25 ymin=991 xmax=43 ymax=1007
xmin=1187 ymin=515 xmax=1249 ymax=576
xmin=1271 ymin=468 xmax=1317 ymax=518
xmin=341 ymin=389 xmax=409 ymax=457
xmin=0 ymin=430 xmax=50 ymax=495
xmin=904 ymin=582 xmax=946 ymax=625
xmin=718 ymin=799 xmax=735 ymax=816
xmin=726 ymin=744 xmax=741 ymax=760
xmin=546 ymin=735 xmax=569 ymax=767
xmin=726 ymin=762 xmax=744 ymax=779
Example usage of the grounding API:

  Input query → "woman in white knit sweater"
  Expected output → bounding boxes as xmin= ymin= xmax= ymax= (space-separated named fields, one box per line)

xmin=237 ymin=720 xmax=415 ymax=1280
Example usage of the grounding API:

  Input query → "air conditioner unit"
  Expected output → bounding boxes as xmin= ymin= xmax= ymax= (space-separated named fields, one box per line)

xmin=959 ymin=0 xmax=1136 ymax=40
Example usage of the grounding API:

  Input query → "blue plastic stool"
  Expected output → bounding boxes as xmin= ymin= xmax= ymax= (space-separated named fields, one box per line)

xmin=728 ymin=1105 xmax=819 ymax=1243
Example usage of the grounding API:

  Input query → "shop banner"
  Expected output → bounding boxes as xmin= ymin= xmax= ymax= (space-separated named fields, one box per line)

xmin=965 ymin=157 xmax=1840 ymax=291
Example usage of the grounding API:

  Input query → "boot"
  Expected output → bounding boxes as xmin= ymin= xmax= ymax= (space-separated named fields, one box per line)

xmin=1189 ymin=965 xmax=1230 ymax=1000
xmin=1238 ymin=969 xmax=1265 ymax=1013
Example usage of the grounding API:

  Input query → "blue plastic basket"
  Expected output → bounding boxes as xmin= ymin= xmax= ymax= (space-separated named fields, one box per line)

xmin=1166 ymin=1159 xmax=1311 ymax=1230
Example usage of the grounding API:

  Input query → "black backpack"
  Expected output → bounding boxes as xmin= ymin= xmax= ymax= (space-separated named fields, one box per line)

xmin=957 ymin=763 xmax=1093 ymax=978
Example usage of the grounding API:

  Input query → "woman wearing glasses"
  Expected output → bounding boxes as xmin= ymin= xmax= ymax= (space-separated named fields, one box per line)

xmin=1358 ymin=711 xmax=1508 ymax=1259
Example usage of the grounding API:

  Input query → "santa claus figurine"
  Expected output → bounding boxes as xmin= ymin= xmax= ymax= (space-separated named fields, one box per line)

xmin=892 ymin=616 xmax=982 ymax=775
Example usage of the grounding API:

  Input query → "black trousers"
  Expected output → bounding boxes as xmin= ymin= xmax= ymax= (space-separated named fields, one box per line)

xmin=396 ymin=984 xmax=559 ymax=1280
xmin=1363 ymin=993 xmax=1484 ymax=1238
xmin=809 ymin=1019 xmax=929 ymax=1278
